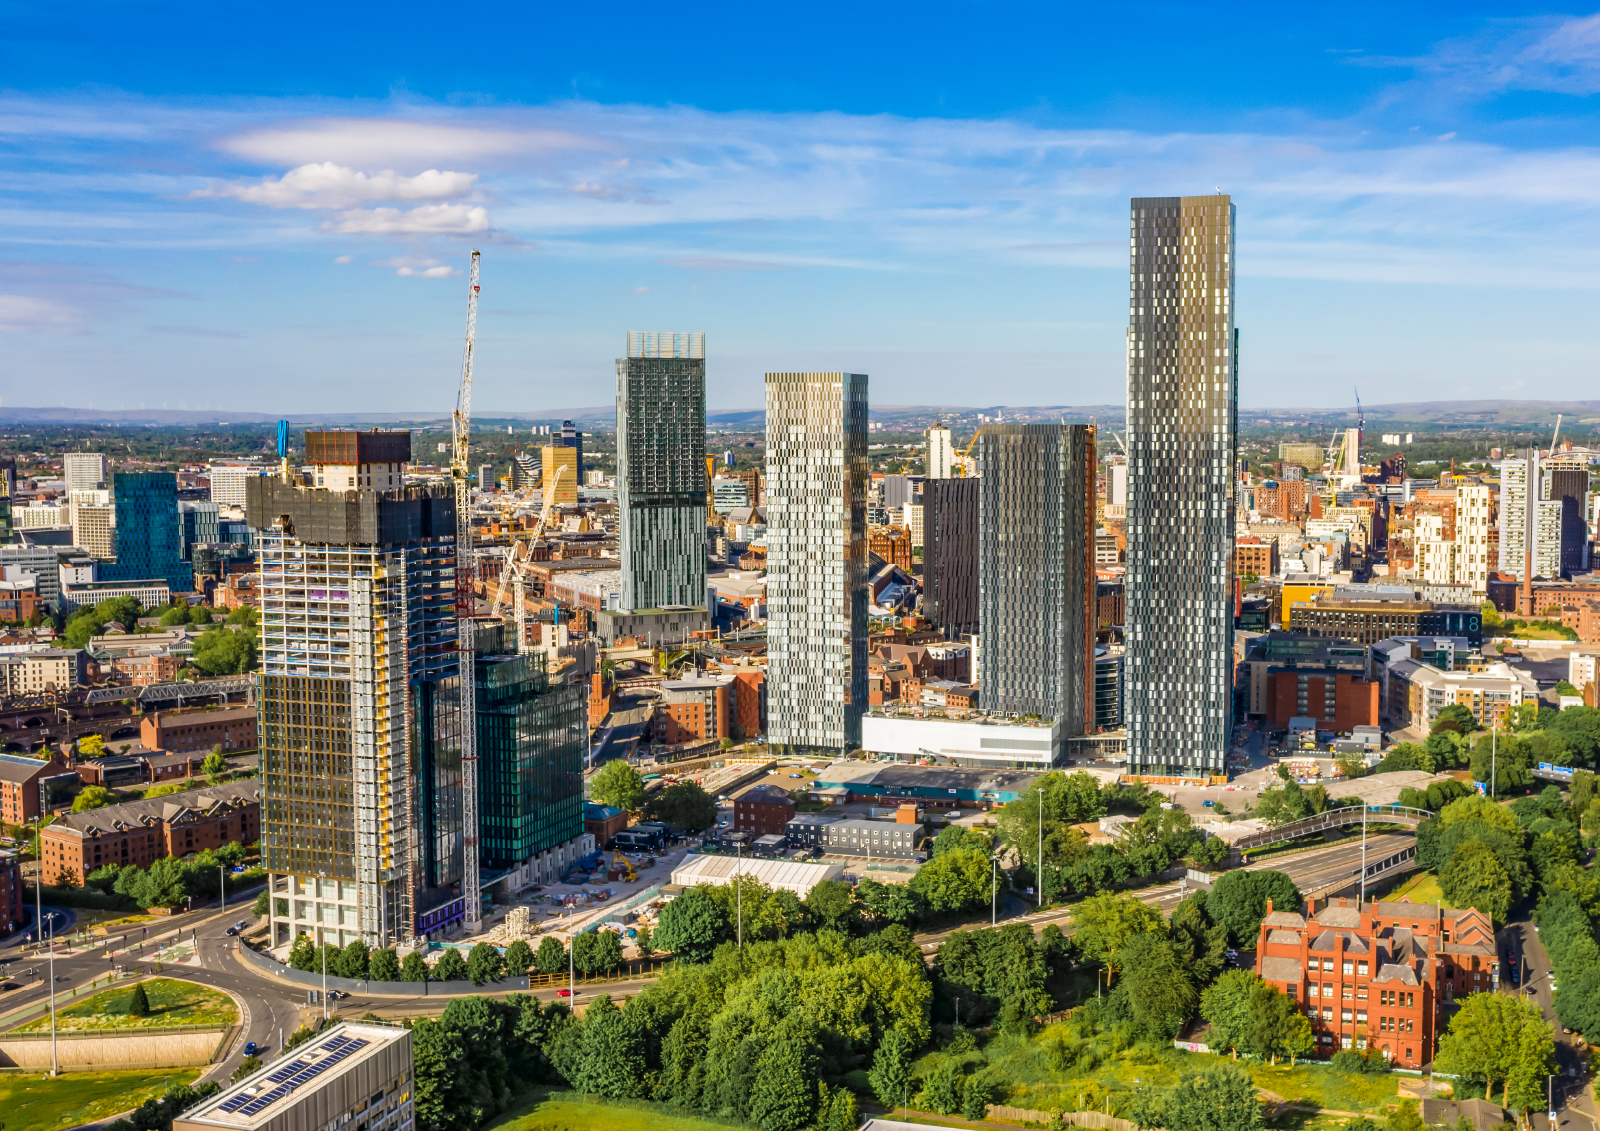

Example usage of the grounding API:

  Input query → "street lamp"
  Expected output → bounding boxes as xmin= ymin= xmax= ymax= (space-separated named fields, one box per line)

xmin=1035 ymin=786 xmax=1045 ymax=909
xmin=46 ymin=907 xmax=57 ymax=1077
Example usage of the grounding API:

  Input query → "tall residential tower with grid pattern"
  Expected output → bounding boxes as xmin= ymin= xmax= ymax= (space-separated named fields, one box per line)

xmin=1124 ymin=195 xmax=1238 ymax=776
xmin=764 ymin=372 xmax=869 ymax=754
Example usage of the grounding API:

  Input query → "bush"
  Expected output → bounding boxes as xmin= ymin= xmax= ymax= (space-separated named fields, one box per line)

xmin=1331 ymin=1048 xmax=1389 ymax=1074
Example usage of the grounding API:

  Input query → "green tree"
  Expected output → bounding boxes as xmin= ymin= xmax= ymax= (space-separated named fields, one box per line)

xmin=643 ymin=781 xmax=718 ymax=830
xmin=573 ymin=930 xmax=624 ymax=974
xmin=1116 ymin=932 xmax=1196 ymax=1041
xmin=401 ymin=950 xmax=431 ymax=982
xmin=868 ymin=1027 xmax=914 ymax=1109
xmin=71 ymin=785 xmax=116 ymax=812
xmin=288 ymin=933 xmax=316 ymax=972
xmin=201 ymin=750 xmax=227 ymax=777
xmin=189 ymin=624 xmax=258 ymax=675
xmin=534 ymin=935 xmax=567 ymax=974
xmin=822 ymin=1084 xmax=861 ymax=1131
xmin=572 ymin=994 xmax=645 ymax=1098
xmin=432 ymin=948 xmax=469 ymax=982
xmin=369 ymin=948 xmax=401 ymax=982
xmin=856 ymin=876 xmax=925 ymax=925
xmin=1439 ymin=841 xmax=1513 ymax=923
xmin=1433 ymin=703 xmax=1478 ymax=736
xmin=335 ymin=939 xmax=370 ymax=979
xmin=253 ymin=890 xmax=269 ymax=917
xmin=230 ymin=1054 xmax=262 ymax=1083
xmin=503 ymin=939 xmax=534 ymax=976
xmin=1161 ymin=1063 xmax=1264 ymax=1131
xmin=634 ymin=923 xmax=652 ymax=957
xmin=748 ymin=1023 xmax=820 ymax=1131
xmin=652 ymin=884 xmax=728 ymax=962
xmin=922 ymin=1057 xmax=963 ymax=1114
xmin=1069 ymin=890 xmax=1166 ymax=975
xmin=805 ymin=878 xmax=860 ymax=932
xmin=907 ymin=846 xmax=990 ymax=913
xmin=1438 ymin=992 xmax=1554 ymax=1106
xmin=1208 ymin=868 xmax=1302 ymax=946
xmin=1170 ymin=892 xmax=1230 ymax=986
xmin=1200 ymin=969 xmax=1258 ymax=1058
xmin=466 ymin=942 xmax=506 ymax=985
xmin=127 ymin=982 xmax=150 ymax=1017
xmin=589 ymin=760 xmax=645 ymax=811
xmin=1388 ymin=1100 xmax=1425 ymax=1131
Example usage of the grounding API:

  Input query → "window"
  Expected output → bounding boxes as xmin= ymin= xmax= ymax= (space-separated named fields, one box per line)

xmin=1343 ymin=960 xmax=1354 ymax=975
xmin=1358 ymin=962 xmax=1368 ymax=976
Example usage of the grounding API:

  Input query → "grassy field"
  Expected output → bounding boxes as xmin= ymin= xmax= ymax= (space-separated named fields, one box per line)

xmin=14 ymin=977 xmax=236 ymax=1032
xmin=1374 ymin=871 xmax=1445 ymax=907
xmin=484 ymin=1090 xmax=752 ymax=1131
xmin=0 ymin=1068 xmax=199 ymax=1131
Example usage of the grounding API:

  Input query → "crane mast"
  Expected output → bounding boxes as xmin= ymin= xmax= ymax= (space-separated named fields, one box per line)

xmin=452 ymin=250 xmax=482 ymax=933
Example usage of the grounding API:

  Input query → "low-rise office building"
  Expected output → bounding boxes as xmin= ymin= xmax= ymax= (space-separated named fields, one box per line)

xmin=1385 ymin=659 xmax=1534 ymax=731
xmin=1289 ymin=594 xmax=1482 ymax=646
xmin=861 ymin=712 xmax=1061 ymax=769
xmin=1242 ymin=632 xmax=1380 ymax=730
xmin=654 ymin=674 xmax=733 ymax=744
xmin=174 ymin=1022 xmax=412 ymax=1131
xmin=810 ymin=817 xmax=925 ymax=859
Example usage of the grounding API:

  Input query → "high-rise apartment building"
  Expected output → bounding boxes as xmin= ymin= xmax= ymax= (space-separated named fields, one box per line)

xmin=252 ymin=431 xmax=462 ymax=949
xmin=478 ymin=463 xmax=496 ymax=493
xmin=765 ymin=372 xmax=868 ymax=754
xmin=63 ymin=453 xmax=106 ymax=493
xmin=207 ymin=460 xmax=268 ymax=508
xmin=1547 ymin=456 xmax=1591 ymax=575
xmin=560 ymin=420 xmax=584 ymax=483
xmin=976 ymin=424 xmax=1097 ymax=739
xmin=927 ymin=423 xmax=955 ymax=479
xmin=1498 ymin=452 xmax=1565 ymax=582
xmin=922 ymin=477 xmax=978 ymax=639
xmin=1124 ymin=195 xmax=1238 ymax=777
xmin=71 ymin=501 xmax=115 ymax=559
xmin=99 ymin=472 xmax=195 ymax=593
xmin=616 ymin=330 xmax=708 ymax=611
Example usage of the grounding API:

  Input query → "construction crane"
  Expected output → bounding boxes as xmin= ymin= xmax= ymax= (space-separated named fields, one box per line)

xmin=488 ymin=462 xmax=567 ymax=652
xmin=953 ymin=427 xmax=985 ymax=477
xmin=451 ymin=250 xmax=483 ymax=934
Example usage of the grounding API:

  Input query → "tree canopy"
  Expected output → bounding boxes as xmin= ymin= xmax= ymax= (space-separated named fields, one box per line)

xmin=589 ymin=760 xmax=645 ymax=811
xmin=1207 ymin=869 xmax=1301 ymax=946
xmin=643 ymin=780 xmax=718 ymax=830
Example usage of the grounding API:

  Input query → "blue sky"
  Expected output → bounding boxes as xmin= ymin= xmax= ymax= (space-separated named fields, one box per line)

xmin=3 ymin=2 xmax=1599 ymax=413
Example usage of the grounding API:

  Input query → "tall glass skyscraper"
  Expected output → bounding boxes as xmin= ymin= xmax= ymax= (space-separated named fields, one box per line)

xmin=922 ymin=477 xmax=978 ymax=639
xmin=1124 ymin=195 xmax=1238 ymax=777
xmin=765 ymin=371 xmax=868 ymax=754
xmin=616 ymin=331 xmax=708 ymax=610
xmin=100 ymin=471 xmax=195 ymax=592
xmin=976 ymin=424 xmax=1097 ymax=738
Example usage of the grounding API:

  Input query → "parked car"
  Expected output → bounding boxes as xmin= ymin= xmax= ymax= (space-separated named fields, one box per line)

xmin=225 ymin=926 xmax=239 ymax=936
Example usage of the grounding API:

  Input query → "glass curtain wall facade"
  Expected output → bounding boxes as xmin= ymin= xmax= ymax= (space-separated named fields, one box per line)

xmin=101 ymin=471 xmax=195 ymax=592
xmin=616 ymin=331 xmax=708 ymax=610
xmin=1125 ymin=195 xmax=1238 ymax=777
xmin=765 ymin=372 xmax=869 ymax=754
xmin=923 ymin=477 xmax=978 ymax=639
xmin=253 ymin=471 xmax=460 ymax=949
xmin=476 ymin=650 xmax=585 ymax=870
xmin=976 ymin=424 xmax=1097 ymax=739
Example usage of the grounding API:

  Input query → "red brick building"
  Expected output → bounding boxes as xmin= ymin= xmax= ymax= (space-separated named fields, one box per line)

xmin=39 ymin=780 xmax=261 ymax=888
xmin=0 ymin=848 xmax=20 ymax=935
xmin=732 ymin=783 xmax=796 ymax=837
xmin=0 ymin=750 xmax=72 ymax=827
xmin=729 ymin=670 xmax=766 ymax=739
xmin=1266 ymin=670 xmax=1380 ymax=730
xmin=112 ymin=649 xmax=180 ymax=686
xmin=140 ymin=706 xmax=256 ymax=755
xmin=1256 ymin=896 xmax=1498 ymax=1066
xmin=588 ymin=671 xmax=613 ymax=729
xmin=653 ymin=675 xmax=732 ymax=745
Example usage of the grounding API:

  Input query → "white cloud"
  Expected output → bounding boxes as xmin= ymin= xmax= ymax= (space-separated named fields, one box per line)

xmin=320 ymin=204 xmax=490 ymax=235
xmin=397 ymin=265 xmax=457 ymax=278
xmin=219 ymin=119 xmax=602 ymax=166
xmin=333 ymin=255 xmax=352 ymax=263
xmin=370 ymin=256 xmax=461 ymax=278
xmin=0 ymin=294 xmax=84 ymax=334
xmin=194 ymin=163 xmax=478 ymax=210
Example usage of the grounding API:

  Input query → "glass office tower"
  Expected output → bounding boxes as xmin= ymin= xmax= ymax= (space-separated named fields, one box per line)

xmin=616 ymin=331 xmax=708 ymax=610
xmin=1124 ymin=195 xmax=1238 ymax=777
xmin=101 ymin=471 xmax=195 ymax=592
xmin=765 ymin=372 xmax=869 ymax=754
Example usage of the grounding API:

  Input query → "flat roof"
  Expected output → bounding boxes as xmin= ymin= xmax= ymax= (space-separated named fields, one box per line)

xmin=179 ymin=1022 xmax=407 ymax=1130
xmin=670 ymin=853 xmax=844 ymax=896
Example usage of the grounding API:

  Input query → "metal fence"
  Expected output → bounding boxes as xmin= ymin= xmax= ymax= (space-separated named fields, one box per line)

xmin=1233 ymin=804 xmax=1429 ymax=853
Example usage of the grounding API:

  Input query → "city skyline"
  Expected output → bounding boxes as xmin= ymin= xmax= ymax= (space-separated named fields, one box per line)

xmin=5 ymin=5 xmax=1600 ymax=411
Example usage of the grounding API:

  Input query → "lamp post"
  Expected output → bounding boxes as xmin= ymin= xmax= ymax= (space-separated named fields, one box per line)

xmin=1491 ymin=720 xmax=1497 ymax=799
xmin=736 ymin=839 xmax=743 ymax=949
xmin=47 ymin=908 xmax=57 ymax=1076
xmin=1035 ymin=786 xmax=1045 ymax=909
xmin=991 ymin=856 xmax=998 ymax=928
xmin=220 ymin=864 xmax=226 ymax=912
xmin=317 ymin=870 xmax=328 ymax=1020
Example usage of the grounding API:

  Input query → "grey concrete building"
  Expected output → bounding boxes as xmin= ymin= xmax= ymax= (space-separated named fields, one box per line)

xmin=1124 ymin=194 xmax=1239 ymax=777
xmin=765 ymin=371 xmax=869 ymax=754
xmin=976 ymin=424 xmax=1097 ymax=738
xmin=616 ymin=331 xmax=708 ymax=610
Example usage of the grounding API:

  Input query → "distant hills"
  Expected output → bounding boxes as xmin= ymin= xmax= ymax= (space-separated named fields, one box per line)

xmin=0 ymin=399 xmax=1594 ymax=430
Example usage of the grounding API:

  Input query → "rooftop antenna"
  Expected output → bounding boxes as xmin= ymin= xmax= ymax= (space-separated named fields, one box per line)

xmin=276 ymin=420 xmax=290 ymax=482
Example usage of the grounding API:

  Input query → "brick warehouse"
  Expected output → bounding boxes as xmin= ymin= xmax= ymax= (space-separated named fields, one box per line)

xmin=140 ymin=706 xmax=257 ymax=755
xmin=40 ymin=781 xmax=260 ymax=887
xmin=1256 ymin=897 xmax=1498 ymax=1066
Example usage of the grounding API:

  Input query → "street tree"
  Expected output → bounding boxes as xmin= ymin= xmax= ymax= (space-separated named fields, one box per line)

xmin=1068 ymin=890 xmax=1166 ymax=976
xmin=1439 ymin=841 xmax=1512 ymax=923
xmin=589 ymin=760 xmax=645 ymax=811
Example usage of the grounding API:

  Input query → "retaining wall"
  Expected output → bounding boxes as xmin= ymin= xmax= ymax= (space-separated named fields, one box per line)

xmin=0 ymin=1026 xmax=232 ymax=1070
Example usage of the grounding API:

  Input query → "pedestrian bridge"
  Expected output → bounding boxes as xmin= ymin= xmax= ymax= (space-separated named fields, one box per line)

xmin=1232 ymin=804 xmax=1430 ymax=854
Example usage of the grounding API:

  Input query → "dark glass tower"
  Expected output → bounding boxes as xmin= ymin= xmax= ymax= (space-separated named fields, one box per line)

xmin=923 ymin=477 xmax=978 ymax=639
xmin=976 ymin=424 xmax=1097 ymax=738
xmin=1125 ymin=195 xmax=1238 ymax=776
xmin=101 ymin=472 xmax=195 ymax=592
xmin=616 ymin=331 xmax=708 ymax=610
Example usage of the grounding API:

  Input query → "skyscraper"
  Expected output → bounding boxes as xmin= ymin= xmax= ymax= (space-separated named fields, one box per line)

xmin=251 ymin=430 xmax=462 ymax=949
xmin=559 ymin=420 xmax=584 ymax=483
xmin=765 ymin=372 xmax=868 ymax=754
xmin=976 ymin=424 xmax=1097 ymax=738
xmin=922 ymin=477 xmax=978 ymax=639
xmin=1124 ymin=195 xmax=1238 ymax=777
xmin=616 ymin=331 xmax=708 ymax=611
xmin=927 ymin=422 xmax=955 ymax=479
xmin=63 ymin=453 xmax=106 ymax=493
xmin=100 ymin=472 xmax=195 ymax=592
xmin=1499 ymin=451 xmax=1585 ymax=583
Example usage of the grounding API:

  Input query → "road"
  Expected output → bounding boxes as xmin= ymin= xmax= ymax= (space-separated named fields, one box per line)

xmin=914 ymin=831 xmax=1415 ymax=949
xmin=1501 ymin=918 xmax=1594 ymax=1131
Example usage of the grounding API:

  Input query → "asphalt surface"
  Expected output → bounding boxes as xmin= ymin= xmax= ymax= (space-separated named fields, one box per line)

xmin=1501 ymin=918 xmax=1595 ymax=1131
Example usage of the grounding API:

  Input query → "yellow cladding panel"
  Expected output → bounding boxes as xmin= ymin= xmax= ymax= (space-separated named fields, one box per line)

xmin=1281 ymin=582 xmax=1334 ymax=626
